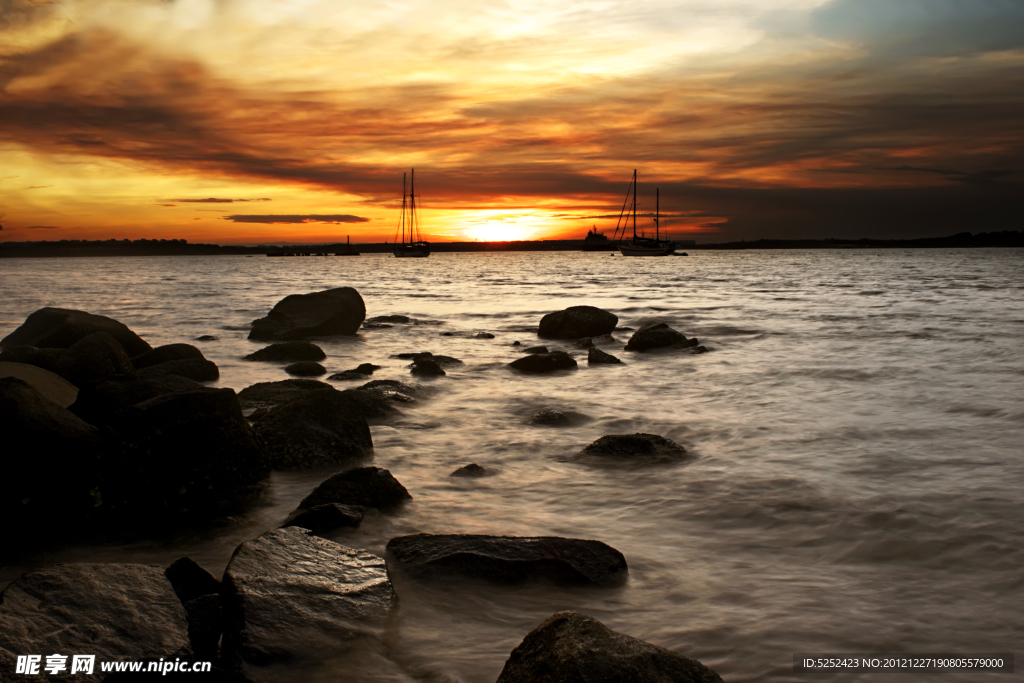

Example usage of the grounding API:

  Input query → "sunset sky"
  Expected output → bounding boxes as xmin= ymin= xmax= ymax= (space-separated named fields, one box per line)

xmin=1 ymin=0 xmax=1021 ymax=244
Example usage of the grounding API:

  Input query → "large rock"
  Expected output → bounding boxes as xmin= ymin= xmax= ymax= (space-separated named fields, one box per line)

xmin=385 ymin=534 xmax=628 ymax=587
xmin=70 ymin=374 xmax=203 ymax=426
xmin=299 ymin=466 xmax=411 ymax=510
xmin=410 ymin=357 xmax=445 ymax=377
xmin=54 ymin=331 xmax=137 ymax=388
xmin=508 ymin=351 xmax=578 ymax=374
xmin=625 ymin=322 xmax=699 ymax=352
xmin=244 ymin=341 xmax=326 ymax=362
xmin=248 ymin=287 xmax=366 ymax=341
xmin=538 ymin=306 xmax=618 ymax=340
xmin=283 ymin=360 xmax=326 ymax=377
xmin=221 ymin=527 xmax=394 ymax=671
xmin=138 ymin=357 xmax=220 ymax=382
xmin=236 ymin=378 xmax=333 ymax=410
xmin=578 ymin=433 xmax=689 ymax=463
xmin=254 ymin=388 xmax=372 ymax=469
xmin=133 ymin=343 xmax=205 ymax=368
xmin=0 ymin=361 xmax=78 ymax=407
xmin=104 ymin=387 xmax=269 ymax=518
xmin=497 ymin=611 xmax=724 ymax=683
xmin=0 ymin=563 xmax=190 ymax=683
xmin=0 ymin=307 xmax=152 ymax=357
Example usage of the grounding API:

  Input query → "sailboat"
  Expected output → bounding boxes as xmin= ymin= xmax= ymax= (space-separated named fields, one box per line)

xmin=393 ymin=169 xmax=430 ymax=258
xmin=613 ymin=170 xmax=676 ymax=256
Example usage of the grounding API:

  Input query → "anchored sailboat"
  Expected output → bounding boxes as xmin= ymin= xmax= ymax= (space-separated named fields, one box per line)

xmin=393 ymin=169 xmax=430 ymax=258
xmin=613 ymin=170 xmax=676 ymax=256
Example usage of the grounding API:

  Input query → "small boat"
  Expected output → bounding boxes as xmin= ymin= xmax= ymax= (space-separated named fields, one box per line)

xmin=335 ymin=235 xmax=360 ymax=256
xmin=582 ymin=225 xmax=616 ymax=251
xmin=393 ymin=169 xmax=430 ymax=258
xmin=614 ymin=170 xmax=675 ymax=256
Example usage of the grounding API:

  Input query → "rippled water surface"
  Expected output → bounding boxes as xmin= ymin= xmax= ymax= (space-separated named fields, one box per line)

xmin=2 ymin=250 xmax=1022 ymax=682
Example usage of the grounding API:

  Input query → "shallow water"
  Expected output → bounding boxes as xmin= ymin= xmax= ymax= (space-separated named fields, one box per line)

xmin=1 ymin=249 xmax=1022 ymax=682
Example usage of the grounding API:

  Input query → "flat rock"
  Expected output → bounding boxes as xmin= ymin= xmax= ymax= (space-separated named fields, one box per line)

xmin=254 ymin=388 xmax=372 ymax=469
xmin=410 ymin=358 xmax=445 ymax=377
xmin=283 ymin=503 xmax=364 ymax=533
xmin=284 ymin=361 xmax=327 ymax=377
xmin=0 ymin=307 xmax=152 ymax=357
xmin=625 ymin=322 xmax=699 ymax=352
xmin=221 ymin=527 xmax=394 ymax=671
xmin=70 ymin=374 xmax=203 ymax=425
xmin=133 ymin=343 xmax=206 ymax=368
xmin=538 ymin=306 xmax=618 ymax=340
xmin=386 ymin=534 xmax=628 ymax=587
xmin=236 ymin=379 xmax=333 ymax=410
xmin=394 ymin=351 xmax=433 ymax=359
xmin=248 ymin=287 xmax=366 ymax=341
xmin=366 ymin=315 xmax=411 ymax=324
xmin=0 ymin=361 xmax=78 ymax=407
xmin=497 ymin=611 xmax=724 ymax=683
xmin=0 ymin=563 xmax=190 ymax=683
xmin=244 ymin=341 xmax=326 ymax=362
xmin=578 ymin=433 xmax=688 ymax=462
xmin=138 ymin=357 xmax=220 ymax=382
xmin=508 ymin=351 xmax=577 ymax=374
xmin=588 ymin=347 xmax=622 ymax=364
xmin=299 ymin=466 xmax=411 ymax=510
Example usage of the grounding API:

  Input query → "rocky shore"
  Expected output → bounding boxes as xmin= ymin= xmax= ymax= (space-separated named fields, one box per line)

xmin=0 ymin=290 xmax=718 ymax=682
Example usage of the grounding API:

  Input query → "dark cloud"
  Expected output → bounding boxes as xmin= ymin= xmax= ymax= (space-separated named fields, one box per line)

xmin=223 ymin=214 xmax=370 ymax=224
xmin=27 ymin=225 xmax=60 ymax=229
xmin=170 ymin=197 xmax=272 ymax=203
xmin=883 ymin=166 xmax=1021 ymax=188
xmin=26 ymin=185 xmax=53 ymax=189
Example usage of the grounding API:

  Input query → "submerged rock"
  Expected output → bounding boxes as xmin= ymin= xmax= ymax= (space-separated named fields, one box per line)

xmin=283 ymin=503 xmax=364 ymax=532
xmin=474 ymin=332 xmax=495 ymax=339
xmin=395 ymin=351 xmax=433 ymax=359
xmin=386 ymin=534 xmax=628 ymax=587
xmin=221 ymin=527 xmax=394 ymax=671
xmin=538 ymin=306 xmax=618 ymax=340
xmin=508 ymin=351 xmax=577 ymax=374
xmin=283 ymin=361 xmax=327 ymax=377
xmin=236 ymin=378 xmax=332 ymax=410
xmin=450 ymin=463 xmax=488 ymax=477
xmin=496 ymin=611 xmax=724 ymax=683
xmin=588 ymin=347 xmax=622 ymax=365
xmin=300 ymin=466 xmax=411 ymax=510
xmin=133 ymin=343 xmax=206 ymax=368
xmin=248 ymin=287 xmax=366 ymax=341
xmin=0 ymin=307 xmax=152 ymax=357
xmin=624 ymin=322 xmax=699 ymax=352
xmin=0 ymin=563 xmax=191 ymax=682
xmin=329 ymin=363 xmax=381 ymax=381
xmin=254 ymin=388 xmax=372 ymax=469
xmin=195 ymin=334 xmax=218 ymax=341
xmin=578 ymin=433 xmax=688 ymax=462
xmin=529 ymin=408 xmax=572 ymax=426
xmin=244 ymin=341 xmax=326 ymax=362
xmin=410 ymin=357 xmax=445 ymax=377
xmin=367 ymin=315 xmax=411 ymax=324
xmin=343 ymin=382 xmax=417 ymax=418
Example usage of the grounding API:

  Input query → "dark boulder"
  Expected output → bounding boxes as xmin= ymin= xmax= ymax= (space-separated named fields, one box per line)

xmin=474 ymin=332 xmax=495 ymax=339
xmin=133 ymin=343 xmax=205 ymax=369
xmin=450 ymin=463 xmax=488 ymax=477
xmin=328 ymin=370 xmax=369 ymax=381
xmin=386 ymin=534 xmax=628 ymax=587
xmin=512 ymin=341 xmax=521 ymax=346
xmin=624 ymin=322 xmax=699 ymax=352
xmin=105 ymin=387 xmax=270 ymax=518
xmin=0 ymin=307 xmax=152 ymax=356
xmin=165 ymin=557 xmax=221 ymax=603
xmin=588 ymin=347 xmax=622 ymax=364
xmin=283 ymin=503 xmax=364 ymax=532
xmin=220 ymin=527 xmax=394 ymax=671
xmin=328 ymin=363 xmax=380 ymax=381
xmin=248 ymin=287 xmax=365 ymax=341
xmin=432 ymin=355 xmax=464 ymax=366
xmin=342 ymin=383 xmax=416 ymax=419
xmin=578 ymin=433 xmax=688 ymax=462
xmin=496 ymin=611 xmax=724 ymax=683
xmin=395 ymin=351 xmax=433 ymax=359
xmin=299 ymin=466 xmax=411 ymax=510
xmin=283 ymin=361 xmax=327 ymax=377
xmin=254 ymin=388 xmax=372 ymax=469
xmin=70 ymin=374 xmax=202 ymax=425
xmin=183 ymin=594 xmax=224 ymax=662
xmin=508 ymin=351 xmax=577 ymax=374
xmin=138 ymin=357 xmax=220 ymax=382
xmin=0 ymin=360 xmax=78 ymax=407
xmin=244 ymin=341 xmax=326 ymax=362
xmin=195 ymin=334 xmax=218 ymax=341
xmin=0 ymin=563 xmax=191 ymax=681
xmin=51 ymin=331 xmax=137 ymax=388
xmin=236 ymin=378 xmax=332 ymax=410
xmin=538 ymin=306 xmax=618 ymax=340
xmin=0 ymin=344 xmax=62 ymax=372
xmin=530 ymin=408 xmax=572 ymax=426
xmin=366 ymin=315 xmax=411 ymax=324
xmin=575 ymin=337 xmax=594 ymax=348
xmin=410 ymin=358 xmax=445 ymax=377
xmin=524 ymin=345 xmax=548 ymax=354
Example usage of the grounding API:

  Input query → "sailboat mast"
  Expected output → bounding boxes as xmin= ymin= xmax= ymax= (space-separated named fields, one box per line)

xmin=401 ymin=173 xmax=407 ymax=245
xmin=632 ymin=169 xmax=637 ymax=240
xmin=656 ymin=188 xmax=659 ymax=241
xmin=410 ymin=168 xmax=417 ymax=244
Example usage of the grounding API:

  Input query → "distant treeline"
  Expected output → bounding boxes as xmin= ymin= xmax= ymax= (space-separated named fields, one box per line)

xmin=0 ymin=231 xmax=1020 ymax=257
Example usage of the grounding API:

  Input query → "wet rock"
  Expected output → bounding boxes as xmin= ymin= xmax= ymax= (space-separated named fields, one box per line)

xmin=247 ymin=406 xmax=270 ymax=423
xmin=106 ymin=387 xmax=270 ymax=518
xmin=395 ymin=351 xmax=433 ymax=359
xmin=283 ymin=503 xmax=364 ymax=532
xmin=450 ymin=463 xmax=488 ymax=477
xmin=575 ymin=337 xmax=595 ymax=349
xmin=0 ymin=344 xmax=62 ymax=373
xmin=0 ymin=361 xmax=78 ymax=407
xmin=530 ymin=408 xmax=572 ymax=426
xmin=588 ymin=347 xmax=622 ymax=365
xmin=165 ymin=557 xmax=221 ymax=603
xmin=133 ymin=343 xmax=205 ymax=369
xmin=624 ymin=322 xmax=699 ymax=352
xmin=255 ymin=388 xmax=372 ymax=469
xmin=386 ymin=534 xmax=628 ymax=587
xmin=299 ymin=466 xmax=411 ymax=510
xmin=328 ymin=363 xmax=381 ymax=381
xmin=524 ymin=345 xmax=548 ymax=354
xmin=578 ymin=433 xmax=688 ymax=462
xmin=496 ymin=611 xmax=724 ymax=683
xmin=508 ymin=351 xmax=577 ymax=374
xmin=410 ymin=358 xmax=445 ymax=377
xmin=0 ymin=563 xmax=190 ymax=682
xmin=284 ymin=361 xmax=327 ymax=377
xmin=236 ymin=379 xmax=332 ymax=410
xmin=183 ymin=594 xmax=224 ymax=661
xmin=244 ymin=341 xmax=326 ymax=362
xmin=474 ymin=332 xmax=495 ymax=339
xmin=344 ymin=382 xmax=417 ymax=418
xmin=362 ymin=322 xmax=393 ymax=329
xmin=53 ymin=332 xmax=138 ymax=388
xmin=328 ymin=370 xmax=370 ymax=381
xmin=248 ymin=287 xmax=366 ymax=341
xmin=70 ymin=374 xmax=203 ymax=425
xmin=512 ymin=341 xmax=521 ymax=346
xmin=221 ymin=527 xmax=394 ymax=672
xmin=195 ymin=334 xmax=218 ymax=341
xmin=359 ymin=379 xmax=418 ymax=393
xmin=0 ymin=307 xmax=152 ymax=357
xmin=139 ymin=357 xmax=220 ymax=382
xmin=538 ymin=306 xmax=618 ymax=340
xmin=692 ymin=345 xmax=708 ymax=354
xmin=366 ymin=314 xmax=411 ymax=324
xmin=433 ymin=355 xmax=464 ymax=366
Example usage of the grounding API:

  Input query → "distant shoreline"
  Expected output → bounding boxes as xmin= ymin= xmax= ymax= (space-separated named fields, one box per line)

xmin=0 ymin=231 xmax=1020 ymax=257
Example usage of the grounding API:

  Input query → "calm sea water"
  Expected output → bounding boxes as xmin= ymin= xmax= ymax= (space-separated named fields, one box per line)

xmin=1 ymin=249 xmax=1022 ymax=682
